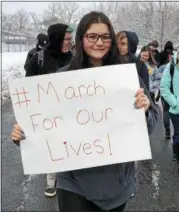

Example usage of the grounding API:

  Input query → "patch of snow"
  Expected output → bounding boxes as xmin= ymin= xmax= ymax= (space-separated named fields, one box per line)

xmin=2 ymin=52 xmax=27 ymax=104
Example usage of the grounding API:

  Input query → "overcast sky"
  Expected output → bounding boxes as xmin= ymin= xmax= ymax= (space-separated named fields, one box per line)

xmin=2 ymin=2 xmax=93 ymax=14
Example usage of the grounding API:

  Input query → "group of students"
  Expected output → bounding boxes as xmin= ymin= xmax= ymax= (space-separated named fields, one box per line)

xmin=137 ymin=40 xmax=179 ymax=165
xmin=10 ymin=11 xmax=178 ymax=212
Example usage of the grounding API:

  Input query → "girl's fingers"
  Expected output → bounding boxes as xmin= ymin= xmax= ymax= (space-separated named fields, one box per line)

xmin=135 ymin=93 xmax=146 ymax=105
xmin=135 ymin=88 xmax=144 ymax=97
xmin=11 ymin=130 xmax=25 ymax=140
xmin=14 ymin=124 xmax=24 ymax=134
xmin=138 ymin=96 xmax=147 ymax=107
xmin=135 ymin=95 xmax=150 ymax=111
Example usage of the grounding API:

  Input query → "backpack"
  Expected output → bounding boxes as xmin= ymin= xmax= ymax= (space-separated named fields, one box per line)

xmin=170 ymin=57 xmax=175 ymax=94
xmin=159 ymin=58 xmax=175 ymax=110
xmin=37 ymin=50 xmax=44 ymax=72
xmin=155 ymin=58 xmax=175 ymax=103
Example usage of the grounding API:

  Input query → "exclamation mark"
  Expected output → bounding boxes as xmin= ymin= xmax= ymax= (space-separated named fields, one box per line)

xmin=64 ymin=141 xmax=69 ymax=158
xmin=107 ymin=134 xmax=112 ymax=155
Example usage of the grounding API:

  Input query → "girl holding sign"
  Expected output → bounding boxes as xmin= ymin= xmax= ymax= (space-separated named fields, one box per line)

xmin=11 ymin=12 xmax=158 ymax=212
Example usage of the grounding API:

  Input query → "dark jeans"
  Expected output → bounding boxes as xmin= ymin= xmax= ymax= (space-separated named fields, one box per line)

xmin=57 ymin=189 xmax=127 ymax=212
xmin=170 ymin=113 xmax=179 ymax=160
xmin=161 ymin=98 xmax=171 ymax=135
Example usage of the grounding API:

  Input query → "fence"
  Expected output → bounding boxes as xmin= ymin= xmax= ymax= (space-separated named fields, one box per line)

xmin=1 ymin=30 xmax=37 ymax=53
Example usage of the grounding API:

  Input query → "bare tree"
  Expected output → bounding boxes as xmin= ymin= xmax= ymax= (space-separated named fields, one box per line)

xmin=11 ymin=9 xmax=30 ymax=32
xmin=1 ymin=12 xmax=14 ymax=31
xmin=89 ymin=2 xmax=122 ymax=28
xmin=29 ymin=12 xmax=45 ymax=33
xmin=42 ymin=2 xmax=82 ymax=29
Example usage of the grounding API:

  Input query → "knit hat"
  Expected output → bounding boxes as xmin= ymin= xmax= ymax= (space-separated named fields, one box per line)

xmin=37 ymin=34 xmax=48 ymax=47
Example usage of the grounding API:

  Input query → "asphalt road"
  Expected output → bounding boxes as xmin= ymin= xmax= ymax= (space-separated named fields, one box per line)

xmin=2 ymin=100 xmax=179 ymax=211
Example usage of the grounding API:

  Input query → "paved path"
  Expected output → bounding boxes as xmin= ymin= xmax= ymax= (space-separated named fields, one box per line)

xmin=2 ymin=100 xmax=179 ymax=211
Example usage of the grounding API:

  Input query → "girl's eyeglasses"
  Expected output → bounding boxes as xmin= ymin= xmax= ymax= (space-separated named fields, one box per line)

xmin=84 ymin=33 xmax=112 ymax=43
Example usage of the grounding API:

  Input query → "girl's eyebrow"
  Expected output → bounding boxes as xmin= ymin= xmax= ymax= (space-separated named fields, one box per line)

xmin=86 ymin=32 xmax=110 ymax=35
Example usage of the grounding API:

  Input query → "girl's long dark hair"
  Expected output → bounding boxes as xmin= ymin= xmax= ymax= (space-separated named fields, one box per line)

xmin=69 ymin=11 xmax=120 ymax=70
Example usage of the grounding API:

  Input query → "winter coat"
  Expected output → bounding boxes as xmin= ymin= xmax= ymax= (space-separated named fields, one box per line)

xmin=158 ymin=41 xmax=174 ymax=67
xmin=24 ymin=34 xmax=48 ymax=72
xmin=24 ymin=46 xmax=41 ymax=72
xmin=145 ymin=62 xmax=161 ymax=93
xmin=160 ymin=51 xmax=179 ymax=114
xmin=120 ymin=31 xmax=149 ymax=91
xmin=25 ymin=23 xmax=73 ymax=77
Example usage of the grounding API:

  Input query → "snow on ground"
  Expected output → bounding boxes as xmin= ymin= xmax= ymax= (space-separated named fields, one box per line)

xmin=2 ymin=52 xmax=27 ymax=104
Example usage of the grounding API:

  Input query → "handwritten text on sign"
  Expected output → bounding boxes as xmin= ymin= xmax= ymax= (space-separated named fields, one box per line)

xmin=9 ymin=64 xmax=151 ymax=174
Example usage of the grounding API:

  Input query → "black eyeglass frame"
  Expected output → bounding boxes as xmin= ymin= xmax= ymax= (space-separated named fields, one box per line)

xmin=84 ymin=33 xmax=112 ymax=43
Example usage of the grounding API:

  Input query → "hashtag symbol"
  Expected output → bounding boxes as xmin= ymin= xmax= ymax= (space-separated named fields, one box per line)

xmin=13 ymin=87 xmax=31 ymax=108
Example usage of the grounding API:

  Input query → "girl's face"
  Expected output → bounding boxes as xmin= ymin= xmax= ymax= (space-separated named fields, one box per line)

xmin=140 ymin=51 xmax=150 ymax=62
xmin=83 ymin=23 xmax=112 ymax=63
xmin=117 ymin=37 xmax=128 ymax=56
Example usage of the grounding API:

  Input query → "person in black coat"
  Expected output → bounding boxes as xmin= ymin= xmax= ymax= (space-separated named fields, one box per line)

xmin=24 ymin=34 xmax=48 ymax=71
xmin=23 ymin=23 xmax=74 ymax=198
xmin=25 ymin=23 xmax=73 ymax=77
xmin=158 ymin=41 xmax=174 ymax=67
xmin=116 ymin=31 xmax=149 ymax=91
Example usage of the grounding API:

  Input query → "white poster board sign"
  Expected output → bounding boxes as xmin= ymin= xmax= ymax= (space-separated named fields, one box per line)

xmin=9 ymin=64 xmax=151 ymax=175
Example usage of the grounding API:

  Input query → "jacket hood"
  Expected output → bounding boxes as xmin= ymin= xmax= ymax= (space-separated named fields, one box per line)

xmin=164 ymin=41 xmax=173 ymax=50
xmin=124 ymin=31 xmax=139 ymax=54
xmin=47 ymin=23 xmax=69 ymax=57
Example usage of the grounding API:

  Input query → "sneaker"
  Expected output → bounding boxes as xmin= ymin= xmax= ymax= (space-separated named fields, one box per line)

xmin=44 ymin=186 xmax=56 ymax=197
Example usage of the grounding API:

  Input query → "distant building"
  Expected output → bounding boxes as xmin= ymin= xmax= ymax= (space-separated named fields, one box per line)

xmin=1 ymin=30 xmax=36 ymax=52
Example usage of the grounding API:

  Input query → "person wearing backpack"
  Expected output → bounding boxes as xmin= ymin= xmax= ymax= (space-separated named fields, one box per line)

xmin=25 ymin=23 xmax=73 ymax=77
xmin=156 ymin=55 xmax=174 ymax=140
xmin=160 ymin=50 xmax=179 ymax=171
xmin=24 ymin=34 xmax=48 ymax=72
xmin=18 ymin=23 xmax=73 ymax=197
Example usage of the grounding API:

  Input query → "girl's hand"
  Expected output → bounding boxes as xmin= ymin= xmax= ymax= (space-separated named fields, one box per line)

xmin=135 ymin=88 xmax=150 ymax=112
xmin=11 ymin=124 xmax=25 ymax=142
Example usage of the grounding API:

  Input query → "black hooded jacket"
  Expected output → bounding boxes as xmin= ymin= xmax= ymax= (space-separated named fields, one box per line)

xmin=158 ymin=41 xmax=174 ymax=67
xmin=119 ymin=31 xmax=149 ymax=91
xmin=25 ymin=24 xmax=73 ymax=77
xmin=24 ymin=34 xmax=48 ymax=72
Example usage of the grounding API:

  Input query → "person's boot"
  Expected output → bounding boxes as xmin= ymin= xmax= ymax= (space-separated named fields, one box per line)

xmin=172 ymin=143 xmax=177 ymax=161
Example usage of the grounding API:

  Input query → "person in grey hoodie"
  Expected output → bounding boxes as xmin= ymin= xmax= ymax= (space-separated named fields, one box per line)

xmin=11 ymin=12 xmax=158 ymax=212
